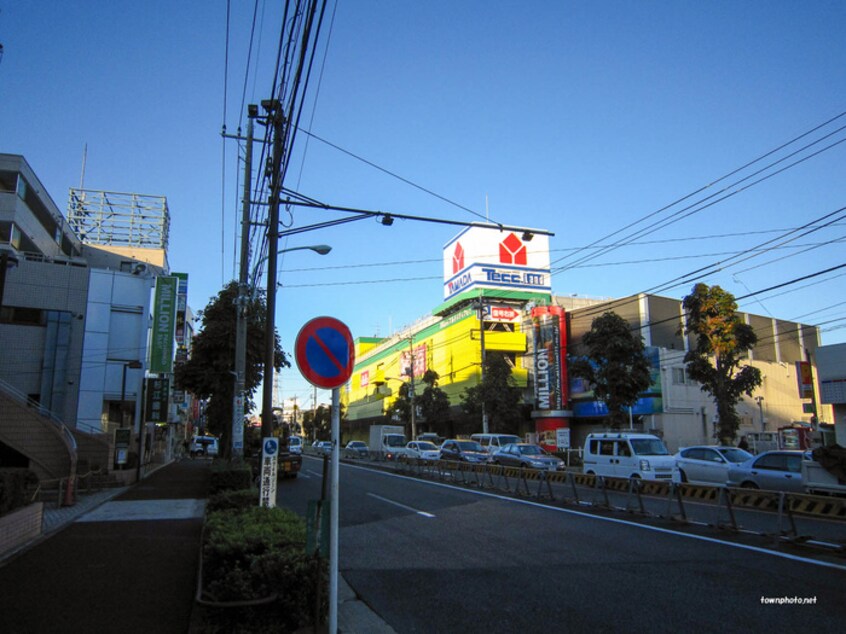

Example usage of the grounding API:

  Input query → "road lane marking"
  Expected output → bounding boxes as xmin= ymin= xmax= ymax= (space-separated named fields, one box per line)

xmin=342 ymin=462 xmax=846 ymax=572
xmin=367 ymin=493 xmax=436 ymax=518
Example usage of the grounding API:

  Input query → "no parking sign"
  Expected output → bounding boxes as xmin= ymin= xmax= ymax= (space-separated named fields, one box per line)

xmin=295 ymin=317 xmax=355 ymax=389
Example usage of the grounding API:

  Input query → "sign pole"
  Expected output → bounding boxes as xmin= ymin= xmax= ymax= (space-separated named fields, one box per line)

xmin=329 ymin=387 xmax=340 ymax=633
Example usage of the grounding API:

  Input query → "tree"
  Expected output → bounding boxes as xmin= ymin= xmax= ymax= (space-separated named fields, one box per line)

xmin=569 ymin=311 xmax=652 ymax=429
xmin=174 ymin=281 xmax=287 ymax=457
xmin=682 ymin=283 xmax=762 ymax=444
xmin=461 ymin=353 xmax=523 ymax=433
xmin=415 ymin=370 xmax=451 ymax=434
xmin=387 ymin=381 xmax=412 ymax=428
xmin=302 ymin=405 xmax=332 ymax=441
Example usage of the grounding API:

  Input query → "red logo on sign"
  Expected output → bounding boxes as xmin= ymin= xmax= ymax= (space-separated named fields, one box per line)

xmin=499 ymin=233 xmax=527 ymax=265
xmin=453 ymin=242 xmax=465 ymax=274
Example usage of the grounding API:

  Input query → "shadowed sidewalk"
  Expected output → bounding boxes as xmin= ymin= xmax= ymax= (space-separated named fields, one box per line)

xmin=0 ymin=459 xmax=210 ymax=634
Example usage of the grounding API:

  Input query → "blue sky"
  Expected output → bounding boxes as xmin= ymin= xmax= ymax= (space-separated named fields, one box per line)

xmin=2 ymin=1 xmax=845 ymax=410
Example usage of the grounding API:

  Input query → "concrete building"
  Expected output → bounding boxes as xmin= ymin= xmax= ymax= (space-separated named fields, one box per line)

xmin=817 ymin=343 xmax=846 ymax=445
xmin=342 ymin=225 xmax=831 ymax=453
xmin=0 ymin=153 xmax=187 ymax=484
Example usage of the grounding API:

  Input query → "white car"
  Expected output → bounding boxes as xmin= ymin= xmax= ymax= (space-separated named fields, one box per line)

xmin=674 ymin=445 xmax=753 ymax=485
xmin=288 ymin=436 xmax=303 ymax=455
xmin=403 ymin=440 xmax=441 ymax=460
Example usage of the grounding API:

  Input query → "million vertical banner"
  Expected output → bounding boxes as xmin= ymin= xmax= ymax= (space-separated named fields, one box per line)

xmin=532 ymin=305 xmax=567 ymax=411
xmin=150 ymin=276 xmax=178 ymax=373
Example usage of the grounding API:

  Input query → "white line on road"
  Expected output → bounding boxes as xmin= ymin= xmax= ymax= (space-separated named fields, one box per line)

xmin=367 ymin=493 xmax=436 ymax=518
xmin=342 ymin=462 xmax=846 ymax=572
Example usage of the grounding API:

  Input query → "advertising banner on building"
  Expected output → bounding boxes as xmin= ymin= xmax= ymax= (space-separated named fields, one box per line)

xmin=796 ymin=361 xmax=814 ymax=399
xmin=443 ymin=226 xmax=551 ymax=300
xmin=532 ymin=305 xmax=567 ymax=411
xmin=174 ymin=272 xmax=189 ymax=346
xmin=144 ymin=377 xmax=170 ymax=423
xmin=150 ymin=276 xmax=178 ymax=373
xmin=399 ymin=344 xmax=427 ymax=378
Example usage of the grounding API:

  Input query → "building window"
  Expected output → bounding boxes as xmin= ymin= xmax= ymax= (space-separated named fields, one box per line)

xmin=672 ymin=367 xmax=689 ymax=385
xmin=0 ymin=306 xmax=46 ymax=326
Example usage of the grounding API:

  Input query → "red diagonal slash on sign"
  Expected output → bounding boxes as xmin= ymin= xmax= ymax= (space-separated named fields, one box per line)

xmin=295 ymin=317 xmax=355 ymax=389
xmin=312 ymin=327 xmax=347 ymax=373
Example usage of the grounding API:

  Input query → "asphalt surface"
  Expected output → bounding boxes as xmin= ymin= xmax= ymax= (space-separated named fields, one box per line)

xmin=0 ymin=459 xmax=210 ymax=634
xmin=0 ymin=458 xmax=395 ymax=634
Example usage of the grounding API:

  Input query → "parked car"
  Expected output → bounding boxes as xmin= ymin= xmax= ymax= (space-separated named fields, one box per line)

xmin=344 ymin=440 xmax=369 ymax=459
xmin=439 ymin=439 xmax=489 ymax=463
xmin=726 ymin=450 xmax=806 ymax=492
xmin=582 ymin=432 xmax=677 ymax=481
xmin=416 ymin=433 xmax=444 ymax=446
xmin=314 ymin=441 xmax=333 ymax=456
xmin=403 ymin=440 xmax=441 ymax=460
xmin=492 ymin=443 xmax=565 ymax=471
xmin=673 ymin=445 xmax=752 ymax=485
xmin=470 ymin=433 xmax=522 ymax=454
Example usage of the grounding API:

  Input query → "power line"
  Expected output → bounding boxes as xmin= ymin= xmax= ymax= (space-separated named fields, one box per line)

xmin=551 ymin=110 xmax=846 ymax=272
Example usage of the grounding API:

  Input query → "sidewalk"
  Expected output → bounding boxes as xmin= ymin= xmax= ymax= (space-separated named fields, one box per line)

xmin=0 ymin=459 xmax=394 ymax=633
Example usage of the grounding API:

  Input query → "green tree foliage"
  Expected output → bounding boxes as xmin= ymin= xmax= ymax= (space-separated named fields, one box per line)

xmin=682 ymin=283 xmax=762 ymax=444
xmin=174 ymin=282 xmax=287 ymax=455
xmin=461 ymin=353 xmax=523 ymax=433
xmin=569 ymin=311 xmax=652 ymax=429
xmin=387 ymin=381 xmax=412 ymax=428
xmin=416 ymin=370 xmax=451 ymax=433
xmin=301 ymin=404 xmax=336 ymax=441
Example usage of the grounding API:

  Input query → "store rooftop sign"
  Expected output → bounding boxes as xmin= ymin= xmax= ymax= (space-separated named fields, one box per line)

xmin=442 ymin=226 xmax=551 ymax=300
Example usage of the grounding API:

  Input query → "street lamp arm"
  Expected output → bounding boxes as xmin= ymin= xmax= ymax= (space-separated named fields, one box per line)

xmin=250 ymin=244 xmax=332 ymax=296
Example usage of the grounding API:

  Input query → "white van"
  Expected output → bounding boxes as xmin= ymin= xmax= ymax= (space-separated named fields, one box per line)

xmin=470 ymin=433 xmax=522 ymax=454
xmin=582 ymin=432 xmax=676 ymax=480
xmin=288 ymin=436 xmax=303 ymax=455
xmin=190 ymin=435 xmax=219 ymax=457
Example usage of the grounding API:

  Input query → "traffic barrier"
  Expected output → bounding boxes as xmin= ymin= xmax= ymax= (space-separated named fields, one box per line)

xmin=677 ymin=483 xmax=719 ymax=502
xmin=786 ymin=492 xmax=846 ymax=520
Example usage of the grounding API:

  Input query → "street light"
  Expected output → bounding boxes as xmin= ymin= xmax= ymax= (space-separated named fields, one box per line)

xmin=259 ymin=244 xmax=332 ymax=439
xmin=250 ymin=244 xmax=332 ymax=294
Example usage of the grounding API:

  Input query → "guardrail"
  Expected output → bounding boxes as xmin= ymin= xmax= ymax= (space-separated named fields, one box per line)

xmin=370 ymin=457 xmax=846 ymax=553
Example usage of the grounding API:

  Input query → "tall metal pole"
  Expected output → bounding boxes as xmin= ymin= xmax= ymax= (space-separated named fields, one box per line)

xmin=232 ymin=112 xmax=254 ymax=458
xmin=408 ymin=337 xmax=417 ymax=441
xmin=262 ymin=100 xmax=284 ymax=439
xmin=477 ymin=296 xmax=489 ymax=433
xmin=329 ymin=387 xmax=340 ymax=633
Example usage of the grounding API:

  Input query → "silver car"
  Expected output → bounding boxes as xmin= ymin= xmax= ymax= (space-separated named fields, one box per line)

xmin=726 ymin=450 xmax=806 ymax=492
xmin=491 ymin=443 xmax=564 ymax=471
xmin=674 ymin=445 xmax=752 ymax=486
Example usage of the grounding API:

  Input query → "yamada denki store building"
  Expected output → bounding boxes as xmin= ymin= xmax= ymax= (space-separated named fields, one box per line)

xmin=341 ymin=226 xmax=829 ymax=452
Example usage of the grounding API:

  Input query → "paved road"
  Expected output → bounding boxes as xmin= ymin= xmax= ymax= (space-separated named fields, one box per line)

xmin=281 ymin=455 xmax=846 ymax=633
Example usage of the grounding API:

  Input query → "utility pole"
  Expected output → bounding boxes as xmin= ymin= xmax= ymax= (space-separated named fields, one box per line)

xmin=231 ymin=108 xmax=255 ymax=458
xmin=261 ymin=99 xmax=284 ymax=439
xmin=476 ymin=295 xmax=489 ymax=433
xmin=408 ymin=337 xmax=417 ymax=441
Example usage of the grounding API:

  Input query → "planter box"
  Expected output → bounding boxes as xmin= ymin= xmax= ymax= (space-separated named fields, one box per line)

xmin=0 ymin=502 xmax=44 ymax=558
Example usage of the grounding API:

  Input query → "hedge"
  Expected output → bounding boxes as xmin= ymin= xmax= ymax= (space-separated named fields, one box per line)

xmin=197 ymin=465 xmax=327 ymax=632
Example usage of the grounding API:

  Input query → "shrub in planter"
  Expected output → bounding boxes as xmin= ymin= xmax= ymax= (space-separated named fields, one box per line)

xmin=205 ymin=488 xmax=260 ymax=514
xmin=200 ymin=505 xmax=326 ymax=632
xmin=209 ymin=461 xmax=253 ymax=494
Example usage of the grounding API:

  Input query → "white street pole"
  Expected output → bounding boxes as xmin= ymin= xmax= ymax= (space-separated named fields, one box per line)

xmin=329 ymin=387 xmax=340 ymax=632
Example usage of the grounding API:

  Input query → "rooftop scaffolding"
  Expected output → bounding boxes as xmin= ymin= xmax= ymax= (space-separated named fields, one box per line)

xmin=67 ymin=188 xmax=170 ymax=250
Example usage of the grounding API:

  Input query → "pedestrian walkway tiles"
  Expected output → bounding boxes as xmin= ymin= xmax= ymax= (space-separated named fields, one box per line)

xmin=76 ymin=499 xmax=206 ymax=522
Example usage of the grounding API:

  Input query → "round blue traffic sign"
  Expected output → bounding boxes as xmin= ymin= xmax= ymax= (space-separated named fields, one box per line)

xmin=295 ymin=317 xmax=355 ymax=389
xmin=263 ymin=438 xmax=279 ymax=456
